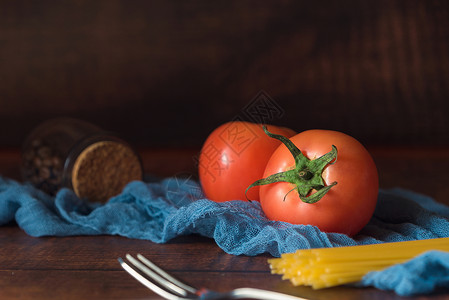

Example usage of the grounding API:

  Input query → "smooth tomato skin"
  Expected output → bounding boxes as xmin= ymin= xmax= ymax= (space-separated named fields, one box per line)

xmin=199 ymin=122 xmax=296 ymax=202
xmin=260 ymin=130 xmax=378 ymax=236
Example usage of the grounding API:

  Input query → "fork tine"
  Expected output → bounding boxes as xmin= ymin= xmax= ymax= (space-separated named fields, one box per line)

xmin=137 ymin=253 xmax=197 ymax=294
xmin=118 ymin=256 xmax=195 ymax=300
xmin=120 ymin=255 xmax=309 ymax=300
xmin=126 ymin=254 xmax=191 ymax=297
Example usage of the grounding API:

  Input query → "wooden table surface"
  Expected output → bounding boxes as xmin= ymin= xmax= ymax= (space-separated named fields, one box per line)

xmin=0 ymin=147 xmax=448 ymax=300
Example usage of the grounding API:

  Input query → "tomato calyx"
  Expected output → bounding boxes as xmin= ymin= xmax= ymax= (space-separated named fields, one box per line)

xmin=246 ymin=126 xmax=338 ymax=204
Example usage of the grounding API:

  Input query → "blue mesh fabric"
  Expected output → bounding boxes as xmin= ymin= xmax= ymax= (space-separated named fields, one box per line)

xmin=361 ymin=250 xmax=449 ymax=296
xmin=1 ymin=176 xmax=449 ymax=295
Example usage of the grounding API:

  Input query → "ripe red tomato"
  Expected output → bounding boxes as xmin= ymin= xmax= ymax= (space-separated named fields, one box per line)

xmin=198 ymin=121 xmax=295 ymax=202
xmin=254 ymin=129 xmax=378 ymax=236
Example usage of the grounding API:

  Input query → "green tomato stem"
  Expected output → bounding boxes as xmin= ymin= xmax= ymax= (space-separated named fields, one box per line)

xmin=245 ymin=126 xmax=338 ymax=204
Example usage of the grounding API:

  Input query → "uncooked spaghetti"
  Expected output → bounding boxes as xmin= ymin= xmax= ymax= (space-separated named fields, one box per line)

xmin=268 ymin=238 xmax=449 ymax=289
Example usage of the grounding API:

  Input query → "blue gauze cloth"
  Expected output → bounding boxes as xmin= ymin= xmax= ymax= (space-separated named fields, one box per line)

xmin=361 ymin=250 xmax=449 ymax=296
xmin=1 ymin=175 xmax=449 ymax=296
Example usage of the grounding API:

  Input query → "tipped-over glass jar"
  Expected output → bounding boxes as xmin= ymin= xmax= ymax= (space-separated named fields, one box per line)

xmin=21 ymin=118 xmax=143 ymax=203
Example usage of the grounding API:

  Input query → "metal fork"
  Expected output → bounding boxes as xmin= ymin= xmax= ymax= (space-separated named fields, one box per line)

xmin=118 ymin=254 xmax=308 ymax=300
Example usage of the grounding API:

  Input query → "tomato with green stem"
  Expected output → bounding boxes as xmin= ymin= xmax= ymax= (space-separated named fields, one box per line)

xmin=247 ymin=127 xmax=378 ymax=236
xmin=198 ymin=121 xmax=295 ymax=202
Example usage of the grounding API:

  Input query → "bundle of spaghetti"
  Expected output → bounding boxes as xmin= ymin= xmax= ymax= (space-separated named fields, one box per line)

xmin=268 ymin=237 xmax=449 ymax=289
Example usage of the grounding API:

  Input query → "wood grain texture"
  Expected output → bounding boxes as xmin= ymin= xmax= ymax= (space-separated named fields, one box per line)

xmin=0 ymin=1 xmax=448 ymax=147
xmin=1 ymin=146 xmax=449 ymax=204
xmin=2 ymin=226 xmax=448 ymax=300
xmin=0 ymin=147 xmax=449 ymax=299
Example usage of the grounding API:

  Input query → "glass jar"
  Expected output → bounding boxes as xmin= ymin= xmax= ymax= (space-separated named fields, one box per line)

xmin=21 ymin=118 xmax=143 ymax=203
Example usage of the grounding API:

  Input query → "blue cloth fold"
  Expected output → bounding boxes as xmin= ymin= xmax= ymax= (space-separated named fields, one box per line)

xmin=362 ymin=251 xmax=449 ymax=296
xmin=1 ymin=176 xmax=449 ymax=296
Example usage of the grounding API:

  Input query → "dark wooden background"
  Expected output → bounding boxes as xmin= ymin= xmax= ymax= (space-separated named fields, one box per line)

xmin=1 ymin=0 xmax=448 ymax=148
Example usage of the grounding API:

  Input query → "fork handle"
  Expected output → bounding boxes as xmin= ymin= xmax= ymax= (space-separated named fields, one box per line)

xmin=226 ymin=288 xmax=308 ymax=300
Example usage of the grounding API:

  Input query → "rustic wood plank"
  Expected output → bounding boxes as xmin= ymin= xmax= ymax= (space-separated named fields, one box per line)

xmin=0 ymin=1 xmax=448 ymax=147
xmin=1 ymin=147 xmax=449 ymax=299
xmin=0 ymin=269 xmax=399 ymax=300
